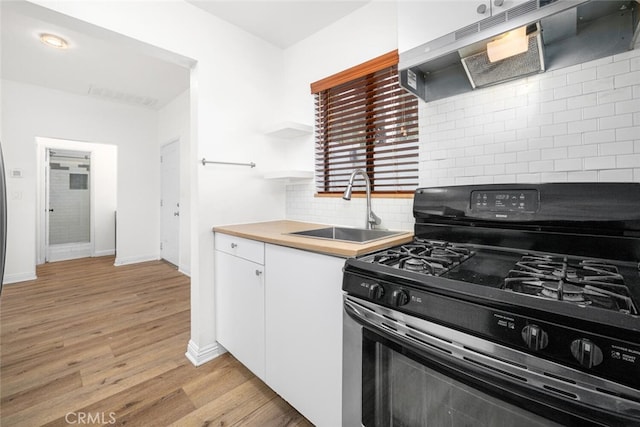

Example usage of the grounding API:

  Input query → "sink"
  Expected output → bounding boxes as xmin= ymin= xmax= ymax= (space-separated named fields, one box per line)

xmin=288 ymin=226 xmax=406 ymax=244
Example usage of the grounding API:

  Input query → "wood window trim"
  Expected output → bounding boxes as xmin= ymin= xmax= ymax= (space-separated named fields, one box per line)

xmin=314 ymin=192 xmax=414 ymax=199
xmin=310 ymin=50 xmax=399 ymax=94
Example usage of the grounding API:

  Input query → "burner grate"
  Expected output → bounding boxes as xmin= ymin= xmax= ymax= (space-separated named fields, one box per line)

xmin=369 ymin=239 xmax=474 ymax=276
xmin=504 ymin=255 xmax=637 ymax=314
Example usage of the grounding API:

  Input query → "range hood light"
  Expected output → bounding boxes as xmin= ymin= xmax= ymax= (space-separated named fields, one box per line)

xmin=487 ymin=26 xmax=529 ymax=63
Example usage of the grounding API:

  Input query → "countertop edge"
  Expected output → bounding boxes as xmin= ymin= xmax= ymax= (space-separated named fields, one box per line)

xmin=212 ymin=220 xmax=413 ymax=258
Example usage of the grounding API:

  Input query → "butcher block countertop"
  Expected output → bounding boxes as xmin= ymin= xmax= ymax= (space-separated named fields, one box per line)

xmin=212 ymin=220 xmax=413 ymax=258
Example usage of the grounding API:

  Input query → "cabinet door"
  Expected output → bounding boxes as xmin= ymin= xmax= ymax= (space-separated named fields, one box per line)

xmin=398 ymin=1 xmax=490 ymax=52
xmin=215 ymin=250 xmax=265 ymax=380
xmin=265 ymin=244 xmax=344 ymax=427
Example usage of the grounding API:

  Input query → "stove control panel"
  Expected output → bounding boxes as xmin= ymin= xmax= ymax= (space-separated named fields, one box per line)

xmin=470 ymin=189 xmax=539 ymax=214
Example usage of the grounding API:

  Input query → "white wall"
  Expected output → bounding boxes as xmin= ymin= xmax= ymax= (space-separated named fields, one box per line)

xmin=158 ymin=89 xmax=191 ymax=275
xmin=27 ymin=0 xmax=288 ymax=365
xmin=1 ymin=79 xmax=159 ymax=282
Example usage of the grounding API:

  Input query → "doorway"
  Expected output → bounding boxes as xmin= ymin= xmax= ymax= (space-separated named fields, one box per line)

xmin=160 ymin=140 xmax=180 ymax=266
xmin=37 ymin=137 xmax=118 ymax=265
xmin=46 ymin=149 xmax=92 ymax=261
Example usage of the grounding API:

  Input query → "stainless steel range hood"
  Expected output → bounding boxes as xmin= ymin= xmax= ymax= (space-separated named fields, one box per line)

xmin=399 ymin=0 xmax=639 ymax=103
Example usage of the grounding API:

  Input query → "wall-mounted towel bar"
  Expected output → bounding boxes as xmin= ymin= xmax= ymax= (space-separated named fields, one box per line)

xmin=201 ymin=158 xmax=256 ymax=168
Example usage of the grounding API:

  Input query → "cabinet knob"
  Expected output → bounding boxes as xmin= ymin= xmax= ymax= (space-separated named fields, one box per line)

xmin=477 ymin=3 xmax=488 ymax=14
xmin=494 ymin=0 xmax=504 ymax=7
xmin=231 ymin=243 xmax=238 ymax=249
xmin=255 ymin=270 xmax=263 ymax=276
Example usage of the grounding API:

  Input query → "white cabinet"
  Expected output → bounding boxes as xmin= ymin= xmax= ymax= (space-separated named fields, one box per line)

xmin=264 ymin=244 xmax=344 ymax=427
xmin=214 ymin=234 xmax=345 ymax=427
xmin=398 ymin=0 xmax=530 ymax=53
xmin=214 ymin=233 xmax=265 ymax=380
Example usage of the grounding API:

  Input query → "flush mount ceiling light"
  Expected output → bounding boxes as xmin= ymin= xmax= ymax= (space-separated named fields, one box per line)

xmin=486 ymin=26 xmax=528 ymax=63
xmin=39 ymin=33 xmax=68 ymax=49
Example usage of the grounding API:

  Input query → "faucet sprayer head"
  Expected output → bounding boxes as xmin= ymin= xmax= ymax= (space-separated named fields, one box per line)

xmin=342 ymin=183 xmax=353 ymax=200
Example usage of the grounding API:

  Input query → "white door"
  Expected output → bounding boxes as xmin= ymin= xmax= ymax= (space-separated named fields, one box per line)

xmin=160 ymin=141 xmax=180 ymax=266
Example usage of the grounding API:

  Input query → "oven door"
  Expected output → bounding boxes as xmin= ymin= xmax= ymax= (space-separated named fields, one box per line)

xmin=343 ymin=295 xmax=640 ymax=427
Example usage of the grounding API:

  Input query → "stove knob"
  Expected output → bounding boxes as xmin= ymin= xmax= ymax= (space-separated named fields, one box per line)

xmin=570 ymin=339 xmax=603 ymax=369
xmin=390 ymin=289 xmax=410 ymax=307
xmin=521 ymin=324 xmax=548 ymax=351
xmin=368 ymin=283 xmax=385 ymax=300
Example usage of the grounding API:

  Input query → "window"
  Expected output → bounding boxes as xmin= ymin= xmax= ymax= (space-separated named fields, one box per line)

xmin=311 ymin=51 xmax=419 ymax=196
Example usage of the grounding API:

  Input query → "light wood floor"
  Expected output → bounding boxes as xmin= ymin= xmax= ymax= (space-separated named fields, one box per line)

xmin=0 ymin=256 xmax=313 ymax=426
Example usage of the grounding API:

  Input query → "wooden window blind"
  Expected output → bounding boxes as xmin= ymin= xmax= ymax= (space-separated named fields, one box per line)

xmin=311 ymin=51 xmax=419 ymax=196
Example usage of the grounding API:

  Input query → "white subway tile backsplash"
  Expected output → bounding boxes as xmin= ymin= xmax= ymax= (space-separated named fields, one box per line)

xmin=616 ymin=154 xmax=640 ymax=169
xmin=584 ymin=156 xmax=616 ymax=170
xmin=553 ymin=134 xmax=582 ymax=147
xmin=598 ymin=114 xmax=633 ymax=130
xmin=582 ymin=103 xmax=615 ymax=120
xmin=566 ymin=67 xmax=597 ymax=84
xmin=555 ymin=158 xmax=583 ymax=171
xmin=597 ymin=60 xmax=630 ymax=79
xmin=583 ymin=129 xmax=615 ymax=145
xmin=614 ymin=71 xmax=640 ymax=89
xmin=540 ymin=123 xmax=567 ymax=137
xmin=582 ymin=77 xmax=614 ymax=95
xmin=529 ymin=160 xmax=554 ymax=173
xmin=599 ymin=169 xmax=633 ymax=182
xmin=541 ymin=172 xmax=568 ymax=182
xmin=567 ymin=170 xmax=598 ymax=182
xmin=286 ymin=50 xmax=640 ymax=227
xmin=616 ymin=99 xmax=640 ymax=115
xmin=567 ymin=119 xmax=597 ymax=134
xmin=541 ymin=147 xmax=567 ymax=160
xmin=599 ymin=141 xmax=634 ymax=156
xmin=598 ymin=87 xmax=633 ymax=105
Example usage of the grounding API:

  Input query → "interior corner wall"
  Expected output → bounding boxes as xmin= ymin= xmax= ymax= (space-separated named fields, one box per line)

xmin=1 ymin=79 xmax=160 ymax=282
xmin=158 ymin=89 xmax=191 ymax=275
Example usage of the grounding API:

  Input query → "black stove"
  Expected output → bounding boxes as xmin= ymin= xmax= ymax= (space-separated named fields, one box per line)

xmin=343 ymin=183 xmax=640 ymax=398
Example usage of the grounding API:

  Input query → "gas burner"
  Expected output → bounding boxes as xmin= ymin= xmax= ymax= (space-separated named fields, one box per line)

xmin=368 ymin=239 xmax=475 ymax=276
xmin=504 ymin=255 xmax=637 ymax=314
xmin=540 ymin=282 xmax=587 ymax=302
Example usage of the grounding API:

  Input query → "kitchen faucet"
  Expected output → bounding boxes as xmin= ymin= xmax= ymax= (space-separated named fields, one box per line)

xmin=342 ymin=169 xmax=381 ymax=230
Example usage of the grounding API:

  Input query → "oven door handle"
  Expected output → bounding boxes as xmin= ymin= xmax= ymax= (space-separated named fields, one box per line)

xmin=344 ymin=296 xmax=640 ymax=424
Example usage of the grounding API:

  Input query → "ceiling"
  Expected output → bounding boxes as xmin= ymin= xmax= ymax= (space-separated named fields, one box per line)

xmin=186 ymin=1 xmax=369 ymax=49
xmin=1 ymin=1 xmax=369 ymax=111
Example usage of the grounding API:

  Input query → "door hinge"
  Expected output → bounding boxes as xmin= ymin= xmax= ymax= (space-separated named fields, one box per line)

xmin=160 ymin=242 xmax=163 ymax=250
xmin=160 ymin=199 xmax=163 ymax=207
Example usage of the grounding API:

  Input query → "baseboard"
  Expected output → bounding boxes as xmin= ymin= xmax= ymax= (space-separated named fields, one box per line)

xmin=93 ymin=249 xmax=116 ymax=257
xmin=185 ymin=340 xmax=226 ymax=367
xmin=178 ymin=264 xmax=191 ymax=277
xmin=48 ymin=243 xmax=92 ymax=262
xmin=3 ymin=272 xmax=38 ymax=284
xmin=114 ymin=254 xmax=159 ymax=266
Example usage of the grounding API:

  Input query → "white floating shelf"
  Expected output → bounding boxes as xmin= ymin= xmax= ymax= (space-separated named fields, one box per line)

xmin=264 ymin=121 xmax=312 ymax=139
xmin=264 ymin=170 xmax=314 ymax=184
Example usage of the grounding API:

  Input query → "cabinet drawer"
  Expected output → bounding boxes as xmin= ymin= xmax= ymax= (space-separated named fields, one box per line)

xmin=215 ymin=233 xmax=264 ymax=265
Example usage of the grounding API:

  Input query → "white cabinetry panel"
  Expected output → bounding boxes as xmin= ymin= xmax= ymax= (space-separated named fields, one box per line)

xmin=265 ymin=244 xmax=344 ymax=427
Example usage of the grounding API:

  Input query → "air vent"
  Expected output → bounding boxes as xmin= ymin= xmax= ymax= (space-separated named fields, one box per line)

xmin=455 ymin=22 xmax=480 ymax=40
xmin=87 ymin=85 xmax=159 ymax=109
xmin=480 ymin=13 xmax=507 ymax=31
xmin=506 ymin=0 xmax=539 ymax=19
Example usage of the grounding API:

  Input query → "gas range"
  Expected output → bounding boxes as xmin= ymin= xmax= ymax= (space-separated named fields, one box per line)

xmin=343 ymin=183 xmax=640 ymax=398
